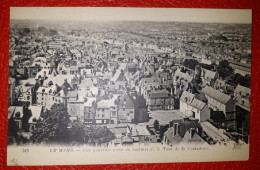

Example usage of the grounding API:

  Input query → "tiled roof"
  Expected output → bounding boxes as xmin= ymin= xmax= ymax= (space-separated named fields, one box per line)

xmin=234 ymin=85 xmax=251 ymax=97
xmin=174 ymin=69 xmax=194 ymax=82
xmin=67 ymin=91 xmax=78 ymax=98
xmin=180 ymin=91 xmax=195 ymax=103
xmin=201 ymin=86 xmax=231 ymax=104
xmin=202 ymin=68 xmax=217 ymax=79
xmin=118 ymin=92 xmax=135 ymax=108
xmin=8 ymin=106 xmax=24 ymax=119
xmin=97 ymin=100 xmax=113 ymax=108
xmin=149 ymin=89 xmax=170 ymax=99
xmin=190 ymin=98 xmax=206 ymax=110
xmin=181 ymin=131 xmax=206 ymax=143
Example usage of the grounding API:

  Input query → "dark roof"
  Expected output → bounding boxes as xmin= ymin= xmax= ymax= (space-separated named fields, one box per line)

xmin=150 ymin=89 xmax=170 ymax=99
xmin=166 ymin=118 xmax=202 ymax=141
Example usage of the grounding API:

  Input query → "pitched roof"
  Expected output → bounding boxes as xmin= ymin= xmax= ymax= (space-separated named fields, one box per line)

xmin=78 ymin=78 xmax=94 ymax=89
xmin=167 ymin=118 xmax=202 ymax=139
xmin=180 ymin=91 xmax=195 ymax=103
xmin=234 ymin=85 xmax=251 ymax=97
xmin=201 ymin=86 xmax=231 ymax=104
xmin=67 ymin=91 xmax=78 ymax=98
xmin=8 ymin=106 xmax=24 ymax=119
xmin=190 ymin=98 xmax=206 ymax=110
xmin=174 ymin=69 xmax=194 ymax=82
xmin=97 ymin=100 xmax=114 ymax=108
xmin=9 ymin=77 xmax=15 ymax=84
xmin=118 ymin=92 xmax=135 ymax=108
xmin=164 ymin=129 xmax=183 ymax=144
xmin=202 ymin=68 xmax=217 ymax=79
xmin=28 ymin=106 xmax=43 ymax=123
xmin=181 ymin=131 xmax=206 ymax=143
xmin=149 ymin=89 xmax=171 ymax=99
xmin=201 ymin=122 xmax=229 ymax=142
xmin=84 ymin=97 xmax=96 ymax=107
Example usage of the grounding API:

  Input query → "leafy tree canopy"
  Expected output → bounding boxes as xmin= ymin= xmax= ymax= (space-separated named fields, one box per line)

xmin=217 ymin=60 xmax=234 ymax=80
xmin=32 ymin=103 xmax=70 ymax=144
xmin=183 ymin=59 xmax=199 ymax=70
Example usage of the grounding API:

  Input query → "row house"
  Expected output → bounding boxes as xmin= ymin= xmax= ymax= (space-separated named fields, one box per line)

xmin=36 ymin=85 xmax=66 ymax=110
xmin=96 ymin=99 xmax=116 ymax=124
xmin=201 ymin=86 xmax=236 ymax=120
xmin=17 ymin=85 xmax=35 ymax=105
xmin=163 ymin=118 xmax=205 ymax=146
xmin=148 ymin=89 xmax=174 ymax=110
xmin=173 ymin=69 xmax=194 ymax=99
xmin=67 ymin=90 xmax=85 ymax=123
xmin=137 ymin=77 xmax=160 ymax=100
xmin=84 ymin=97 xmax=96 ymax=124
xmin=8 ymin=77 xmax=15 ymax=106
xmin=28 ymin=105 xmax=43 ymax=131
xmin=200 ymin=68 xmax=218 ymax=87
xmin=229 ymin=60 xmax=251 ymax=76
xmin=180 ymin=91 xmax=210 ymax=122
xmin=234 ymin=85 xmax=251 ymax=143
xmin=117 ymin=92 xmax=135 ymax=123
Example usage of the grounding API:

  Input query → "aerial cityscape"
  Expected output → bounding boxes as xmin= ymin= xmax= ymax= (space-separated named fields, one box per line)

xmin=8 ymin=19 xmax=251 ymax=147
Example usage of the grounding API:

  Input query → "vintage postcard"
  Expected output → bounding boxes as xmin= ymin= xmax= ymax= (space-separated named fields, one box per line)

xmin=7 ymin=7 xmax=251 ymax=165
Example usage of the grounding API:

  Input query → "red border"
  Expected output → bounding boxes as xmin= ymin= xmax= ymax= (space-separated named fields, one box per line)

xmin=1 ymin=0 xmax=260 ymax=169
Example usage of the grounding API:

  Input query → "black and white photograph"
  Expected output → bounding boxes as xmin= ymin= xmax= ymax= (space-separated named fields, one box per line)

xmin=7 ymin=7 xmax=251 ymax=165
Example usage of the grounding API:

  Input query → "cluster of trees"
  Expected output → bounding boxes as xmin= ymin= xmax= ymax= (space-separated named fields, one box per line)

xmin=217 ymin=60 xmax=234 ymax=80
xmin=227 ymin=73 xmax=251 ymax=88
xmin=183 ymin=59 xmax=199 ymax=70
xmin=209 ymin=34 xmax=228 ymax=42
xmin=32 ymin=103 xmax=70 ymax=144
xmin=30 ymin=103 xmax=115 ymax=145
xmin=183 ymin=58 xmax=216 ymax=71
xmin=18 ymin=28 xmax=31 ymax=36
xmin=38 ymin=27 xmax=58 ymax=36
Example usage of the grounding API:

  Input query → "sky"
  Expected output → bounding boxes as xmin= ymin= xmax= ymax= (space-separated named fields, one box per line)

xmin=10 ymin=7 xmax=252 ymax=24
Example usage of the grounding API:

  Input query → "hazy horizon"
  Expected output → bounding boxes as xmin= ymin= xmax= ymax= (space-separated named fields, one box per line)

xmin=10 ymin=7 xmax=252 ymax=24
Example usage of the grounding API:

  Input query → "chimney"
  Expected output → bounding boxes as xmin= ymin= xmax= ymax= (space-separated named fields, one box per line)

xmin=173 ymin=123 xmax=179 ymax=136
xmin=190 ymin=128 xmax=196 ymax=139
xmin=171 ymin=87 xmax=173 ymax=96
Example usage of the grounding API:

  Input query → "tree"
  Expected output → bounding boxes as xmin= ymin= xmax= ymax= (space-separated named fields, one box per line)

xmin=154 ymin=120 xmax=160 ymax=132
xmin=69 ymin=122 xmax=86 ymax=144
xmin=227 ymin=73 xmax=251 ymax=88
xmin=84 ymin=126 xmax=115 ymax=144
xmin=217 ymin=60 xmax=234 ymax=80
xmin=183 ymin=59 xmax=199 ymax=70
xmin=32 ymin=103 xmax=70 ymax=144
